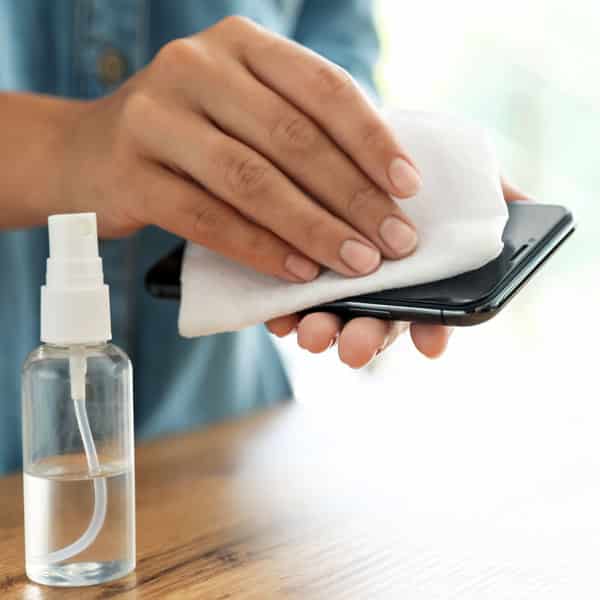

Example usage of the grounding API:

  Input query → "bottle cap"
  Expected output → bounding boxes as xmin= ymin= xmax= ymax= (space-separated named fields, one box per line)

xmin=41 ymin=213 xmax=111 ymax=345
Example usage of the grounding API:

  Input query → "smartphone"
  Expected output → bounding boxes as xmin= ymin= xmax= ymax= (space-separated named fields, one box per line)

xmin=145 ymin=202 xmax=575 ymax=326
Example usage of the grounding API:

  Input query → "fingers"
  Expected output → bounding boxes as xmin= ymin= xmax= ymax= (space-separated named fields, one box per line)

xmin=237 ymin=21 xmax=421 ymax=199
xmin=409 ymin=323 xmax=453 ymax=359
xmin=266 ymin=314 xmax=299 ymax=337
xmin=138 ymin=163 xmax=320 ymax=282
xmin=133 ymin=99 xmax=382 ymax=277
xmin=338 ymin=317 xmax=399 ymax=369
xmin=293 ymin=313 xmax=402 ymax=368
xmin=268 ymin=313 xmax=451 ymax=365
xmin=191 ymin=61 xmax=417 ymax=260
xmin=296 ymin=312 xmax=342 ymax=352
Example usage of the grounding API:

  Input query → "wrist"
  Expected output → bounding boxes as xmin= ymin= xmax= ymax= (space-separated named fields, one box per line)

xmin=43 ymin=97 xmax=94 ymax=219
xmin=0 ymin=93 xmax=92 ymax=228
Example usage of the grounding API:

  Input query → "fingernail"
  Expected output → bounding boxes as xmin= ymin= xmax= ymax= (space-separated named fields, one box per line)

xmin=340 ymin=240 xmax=381 ymax=274
xmin=379 ymin=216 xmax=418 ymax=257
xmin=388 ymin=157 xmax=422 ymax=197
xmin=285 ymin=254 xmax=320 ymax=282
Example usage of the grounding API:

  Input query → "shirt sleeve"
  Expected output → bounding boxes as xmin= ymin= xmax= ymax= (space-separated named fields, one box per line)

xmin=290 ymin=0 xmax=380 ymax=101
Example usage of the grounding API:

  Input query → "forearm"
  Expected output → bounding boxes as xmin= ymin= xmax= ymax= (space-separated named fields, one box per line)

xmin=0 ymin=92 xmax=87 ymax=230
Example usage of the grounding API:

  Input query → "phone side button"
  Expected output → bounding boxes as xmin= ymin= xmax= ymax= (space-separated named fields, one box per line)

xmin=348 ymin=308 xmax=392 ymax=318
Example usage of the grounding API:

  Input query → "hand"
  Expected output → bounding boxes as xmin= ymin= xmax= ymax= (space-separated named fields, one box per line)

xmin=58 ymin=16 xmax=421 ymax=282
xmin=267 ymin=179 xmax=531 ymax=367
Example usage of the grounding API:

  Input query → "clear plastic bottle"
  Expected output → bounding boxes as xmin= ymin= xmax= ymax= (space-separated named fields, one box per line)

xmin=21 ymin=214 xmax=135 ymax=586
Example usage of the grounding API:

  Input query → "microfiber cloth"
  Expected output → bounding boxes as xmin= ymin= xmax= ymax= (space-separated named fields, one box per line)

xmin=179 ymin=111 xmax=507 ymax=337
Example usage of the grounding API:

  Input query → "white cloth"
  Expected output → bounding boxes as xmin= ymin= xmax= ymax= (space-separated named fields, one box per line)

xmin=179 ymin=111 xmax=507 ymax=337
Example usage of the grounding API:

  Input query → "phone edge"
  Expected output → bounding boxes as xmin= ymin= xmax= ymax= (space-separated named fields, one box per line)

xmin=310 ymin=211 xmax=575 ymax=326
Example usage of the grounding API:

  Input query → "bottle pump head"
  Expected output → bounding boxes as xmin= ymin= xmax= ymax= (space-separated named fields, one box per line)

xmin=41 ymin=213 xmax=111 ymax=345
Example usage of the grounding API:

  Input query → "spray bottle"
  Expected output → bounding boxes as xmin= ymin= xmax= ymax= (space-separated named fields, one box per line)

xmin=21 ymin=213 xmax=135 ymax=586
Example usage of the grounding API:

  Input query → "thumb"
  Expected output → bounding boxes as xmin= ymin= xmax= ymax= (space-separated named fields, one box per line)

xmin=501 ymin=176 xmax=534 ymax=203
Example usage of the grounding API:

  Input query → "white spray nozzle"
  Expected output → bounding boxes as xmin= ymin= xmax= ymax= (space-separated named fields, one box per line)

xmin=41 ymin=213 xmax=111 ymax=345
xmin=46 ymin=213 xmax=104 ymax=289
xmin=49 ymin=213 xmax=98 ymax=259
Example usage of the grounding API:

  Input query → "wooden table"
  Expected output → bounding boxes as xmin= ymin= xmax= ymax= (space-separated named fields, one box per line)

xmin=0 ymin=400 xmax=598 ymax=599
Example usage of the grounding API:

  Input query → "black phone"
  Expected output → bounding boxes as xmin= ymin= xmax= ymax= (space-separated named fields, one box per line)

xmin=145 ymin=202 xmax=575 ymax=326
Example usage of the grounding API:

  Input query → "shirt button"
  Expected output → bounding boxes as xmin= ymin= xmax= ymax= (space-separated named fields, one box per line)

xmin=97 ymin=48 xmax=128 ymax=86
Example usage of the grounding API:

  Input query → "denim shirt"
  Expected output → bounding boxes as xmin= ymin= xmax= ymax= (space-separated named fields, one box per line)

xmin=0 ymin=0 xmax=379 ymax=474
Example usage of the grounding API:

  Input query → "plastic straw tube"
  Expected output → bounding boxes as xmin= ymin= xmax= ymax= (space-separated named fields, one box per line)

xmin=34 ymin=349 xmax=107 ymax=564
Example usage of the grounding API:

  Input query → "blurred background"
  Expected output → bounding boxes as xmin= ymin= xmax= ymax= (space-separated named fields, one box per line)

xmin=277 ymin=0 xmax=598 ymax=419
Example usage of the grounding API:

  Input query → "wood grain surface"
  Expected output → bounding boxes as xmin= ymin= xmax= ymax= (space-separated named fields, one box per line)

xmin=0 ymin=399 xmax=597 ymax=598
